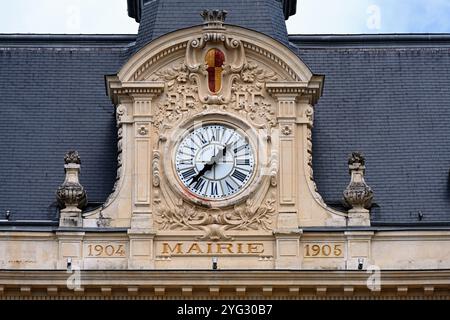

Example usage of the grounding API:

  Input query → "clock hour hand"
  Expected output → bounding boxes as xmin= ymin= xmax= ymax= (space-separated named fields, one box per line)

xmin=189 ymin=162 xmax=214 ymax=186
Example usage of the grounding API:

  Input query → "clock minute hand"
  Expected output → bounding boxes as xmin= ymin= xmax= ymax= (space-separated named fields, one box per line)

xmin=211 ymin=142 xmax=233 ymax=164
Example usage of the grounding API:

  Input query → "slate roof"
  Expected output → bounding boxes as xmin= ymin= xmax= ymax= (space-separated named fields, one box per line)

xmin=0 ymin=17 xmax=449 ymax=225
xmin=0 ymin=35 xmax=134 ymax=221
xmin=133 ymin=0 xmax=289 ymax=52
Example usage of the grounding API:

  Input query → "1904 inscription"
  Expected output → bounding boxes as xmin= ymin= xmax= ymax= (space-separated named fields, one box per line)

xmin=86 ymin=243 xmax=126 ymax=258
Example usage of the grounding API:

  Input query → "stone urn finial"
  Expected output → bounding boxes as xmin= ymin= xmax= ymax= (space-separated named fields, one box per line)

xmin=343 ymin=152 xmax=373 ymax=226
xmin=56 ymin=151 xmax=87 ymax=227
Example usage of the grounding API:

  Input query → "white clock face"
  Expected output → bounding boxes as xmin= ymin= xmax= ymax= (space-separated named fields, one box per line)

xmin=175 ymin=124 xmax=255 ymax=200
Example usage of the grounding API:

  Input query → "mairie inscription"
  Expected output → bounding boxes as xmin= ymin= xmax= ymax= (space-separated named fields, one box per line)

xmin=160 ymin=242 xmax=266 ymax=256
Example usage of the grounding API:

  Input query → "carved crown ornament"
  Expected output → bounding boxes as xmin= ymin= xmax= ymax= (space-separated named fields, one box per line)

xmin=90 ymin=11 xmax=356 ymax=235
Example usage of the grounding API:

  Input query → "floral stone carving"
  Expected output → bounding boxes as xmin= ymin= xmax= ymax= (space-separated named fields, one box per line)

xmin=155 ymin=198 xmax=276 ymax=241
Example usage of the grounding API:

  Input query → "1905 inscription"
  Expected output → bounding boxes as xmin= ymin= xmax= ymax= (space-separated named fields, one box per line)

xmin=303 ymin=243 xmax=344 ymax=258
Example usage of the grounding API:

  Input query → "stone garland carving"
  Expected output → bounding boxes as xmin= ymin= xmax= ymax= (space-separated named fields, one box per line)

xmin=230 ymin=62 xmax=278 ymax=128
xmin=116 ymin=104 xmax=127 ymax=125
xmin=305 ymin=128 xmax=325 ymax=205
xmin=305 ymin=105 xmax=314 ymax=125
xmin=103 ymin=123 xmax=124 ymax=208
xmin=155 ymin=198 xmax=276 ymax=241
xmin=150 ymin=60 xmax=278 ymax=136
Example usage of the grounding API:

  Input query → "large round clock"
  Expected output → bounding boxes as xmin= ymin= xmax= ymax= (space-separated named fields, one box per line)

xmin=174 ymin=123 xmax=255 ymax=201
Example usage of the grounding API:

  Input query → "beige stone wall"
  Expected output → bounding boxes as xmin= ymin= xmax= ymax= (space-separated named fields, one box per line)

xmin=1 ymin=230 xmax=450 ymax=271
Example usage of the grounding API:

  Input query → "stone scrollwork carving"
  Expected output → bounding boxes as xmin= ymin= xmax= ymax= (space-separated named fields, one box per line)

xmin=152 ymin=151 xmax=161 ymax=188
xmin=155 ymin=198 xmax=276 ymax=241
xmin=269 ymin=151 xmax=279 ymax=187
xmin=116 ymin=104 xmax=127 ymax=126
xmin=231 ymin=62 xmax=278 ymax=129
xmin=96 ymin=211 xmax=111 ymax=228
xmin=147 ymin=10 xmax=279 ymax=136
xmin=185 ymin=10 xmax=246 ymax=105
xmin=148 ymin=10 xmax=280 ymax=236
xmin=103 ymin=126 xmax=124 ymax=208
xmin=343 ymin=152 xmax=374 ymax=212
xmin=151 ymin=60 xmax=277 ymax=135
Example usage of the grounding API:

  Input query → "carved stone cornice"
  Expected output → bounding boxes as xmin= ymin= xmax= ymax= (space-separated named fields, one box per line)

xmin=2 ymin=269 xmax=450 ymax=299
xmin=106 ymin=79 xmax=165 ymax=104
xmin=266 ymin=78 xmax=323 ymax=105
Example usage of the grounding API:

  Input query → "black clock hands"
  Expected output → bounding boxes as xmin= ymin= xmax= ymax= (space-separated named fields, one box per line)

xmin=189 ymin=143 xmax=233 ymax=186
xmin=189 ymin=162 xmax=214 ymax=186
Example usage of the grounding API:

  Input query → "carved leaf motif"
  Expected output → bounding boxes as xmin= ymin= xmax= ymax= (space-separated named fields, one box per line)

xmin=155 ymin=198 xmax=276 ymax=240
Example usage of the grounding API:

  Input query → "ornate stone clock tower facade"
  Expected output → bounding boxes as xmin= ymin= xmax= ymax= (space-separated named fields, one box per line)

xmin=2 ymin=7 xmax=450 ymax=300
xmin=81 ymin=11 xmax=343 ymax=270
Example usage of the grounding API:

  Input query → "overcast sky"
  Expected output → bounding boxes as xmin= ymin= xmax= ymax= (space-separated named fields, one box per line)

xmin=1 ymin=0 xmax=450 ymax=34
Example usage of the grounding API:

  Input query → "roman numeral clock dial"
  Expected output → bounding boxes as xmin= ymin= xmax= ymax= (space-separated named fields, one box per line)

xmin=175 ymin=124 xmax=255 ymax=202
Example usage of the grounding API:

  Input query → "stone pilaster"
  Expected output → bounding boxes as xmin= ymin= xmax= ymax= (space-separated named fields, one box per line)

xmin=128 ymin=229 xmax=156 ymax=269
xmin=271 ymin=91 xmax=298 ymax=230
xmin=345 ymin=231 xmax=374 ymax=270
xmin=273 ymin=229 xmax=303 ymax=269
xmin=56 ymin=232 xmax=85 ymax=270
xmin=131 ymin=94 xmax=155 ymax=231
